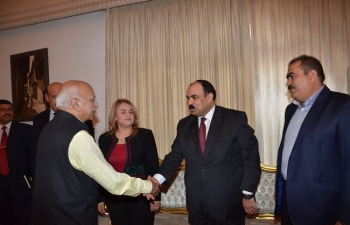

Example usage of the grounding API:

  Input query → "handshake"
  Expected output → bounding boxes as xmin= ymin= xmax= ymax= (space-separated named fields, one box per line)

xmin=144 ymin=176 xmax=162 ymax=200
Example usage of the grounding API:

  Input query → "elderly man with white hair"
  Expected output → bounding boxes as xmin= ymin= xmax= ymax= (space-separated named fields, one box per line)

xmin=30 ymin=80 xmax=159 ymax=225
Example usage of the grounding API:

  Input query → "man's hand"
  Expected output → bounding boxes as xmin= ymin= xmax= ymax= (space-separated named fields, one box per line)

xmin=145 ymin=176 xmax=161 ymax=200
xmin=335 ymin=221 xmax=344 ymax=225
xmin=242 ymin=198 xmax=260 ymax=215
xmin=97 ymin=202 xmax=106 ymax=214
xmin=149 ymin=200 xmax=161 ymax=212
xmin=150 ymin=176 xmax=160 ymax=197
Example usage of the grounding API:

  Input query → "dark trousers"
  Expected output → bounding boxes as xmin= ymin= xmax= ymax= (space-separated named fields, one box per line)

xmin=188 ymin=207 xmax=244 ymax=225
xmin=105 ymin=194 xmax=154 ymax=225
xmin=281 ymin=180 xmax=293 ymax=225
xmin=0 ymin=176 xmax=32 ymax=225
xmin=188 ymin=192 xmax=244 ymax=225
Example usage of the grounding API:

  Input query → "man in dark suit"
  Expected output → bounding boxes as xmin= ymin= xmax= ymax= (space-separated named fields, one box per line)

xmin=0 ymin=99 xmax=33 ymax=225
xmin=151 ymin=80 xmax=261 ymax=224
xmin=274 ymin=55 xmax=350 ymax=225
xmin=32 ymin=82 xmax=62 ymax=149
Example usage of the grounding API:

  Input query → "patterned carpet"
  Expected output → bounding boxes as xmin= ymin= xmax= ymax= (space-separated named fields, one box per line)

xmin=98 ymin=213 xmax=281 ymax=225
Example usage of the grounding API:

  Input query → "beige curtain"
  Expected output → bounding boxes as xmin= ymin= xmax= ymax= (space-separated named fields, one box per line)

xmin=248 ymin=0 xmax=350 ymax=165
xmin=106 ymin=0 xmax=350 ymax=165
xmin=106 ymin=0 xmax=255 ymax=159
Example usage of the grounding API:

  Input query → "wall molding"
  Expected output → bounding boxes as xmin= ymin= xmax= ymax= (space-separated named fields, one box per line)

xmin=0 ymin=0 xmax=150 ymax=31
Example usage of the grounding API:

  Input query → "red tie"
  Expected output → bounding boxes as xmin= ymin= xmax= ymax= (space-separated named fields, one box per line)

xmin=199 ymin=117 xmax=206 ymax=157
xmin=0 ymin=126 xmax=9 ymax=175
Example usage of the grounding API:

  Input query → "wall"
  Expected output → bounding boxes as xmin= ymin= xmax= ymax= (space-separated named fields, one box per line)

xmin=0 ymin=10 xmax=106 ymax=141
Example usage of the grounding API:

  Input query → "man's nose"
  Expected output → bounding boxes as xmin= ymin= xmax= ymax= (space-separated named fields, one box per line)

xmin=286 ymin=78 xmax=291 ymax=87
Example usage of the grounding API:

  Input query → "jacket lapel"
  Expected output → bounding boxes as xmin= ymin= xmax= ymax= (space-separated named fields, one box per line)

xmin=202 ymin=106 xmax=222 ymax=159
xmin=294 ymin=86 xmax=329 ymax=144
xmin=189 ymin=115 xmax=202 ymax=159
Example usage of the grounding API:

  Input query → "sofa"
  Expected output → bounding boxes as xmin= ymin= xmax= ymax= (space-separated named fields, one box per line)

xmin=160 ymin=162 xmax=276 ymax=219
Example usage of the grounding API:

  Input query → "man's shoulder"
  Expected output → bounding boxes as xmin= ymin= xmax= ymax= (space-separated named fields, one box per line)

xmin=33 ymin=109 xmax=50 ymax=122
xmin=10 ymin=121 xmax=32 ymax=131
xmin=215 ymin=105 xmax=245 ymax=117
xmin=328 ymin=90 xmax=350 ymax=101
xmin=179 ymin=114 xmax=196 ymax=124
xmin=216 ymin=105 xmax=240 ymax=112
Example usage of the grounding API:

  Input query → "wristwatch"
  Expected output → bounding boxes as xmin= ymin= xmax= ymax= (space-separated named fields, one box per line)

xmin=243 ymin=194 xmax=254 ymax=200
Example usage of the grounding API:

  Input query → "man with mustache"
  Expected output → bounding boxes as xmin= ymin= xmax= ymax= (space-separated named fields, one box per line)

xmin=151 ymin=80 xmax=261 ymax=224
xmin=0 ymin=99 xmax=33 ymax=225
xmin=274 ymin=55 xmax=350 ymax=225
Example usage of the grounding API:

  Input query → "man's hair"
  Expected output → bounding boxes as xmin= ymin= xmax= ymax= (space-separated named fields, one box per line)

xmin=289 ymin=55 xmax=325 ymax=83
xmin=193 ymin=80 xmax=217 ymax=100
xmin=0 ymin=99 xmax=13 ymax=106
xmin=56 ymin=85 xmax=84 ymax=109
xmin=108 ymin=99 xmax=139 ymax=135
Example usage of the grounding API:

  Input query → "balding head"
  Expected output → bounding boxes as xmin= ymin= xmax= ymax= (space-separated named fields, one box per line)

xmin=56 ymin=80 xmax=98 ymax=122
xmin=45 ymin=82 xmax=62 ymax=112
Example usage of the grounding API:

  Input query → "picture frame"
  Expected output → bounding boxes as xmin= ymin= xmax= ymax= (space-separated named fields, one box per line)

xmin=10 ymin=48 xmax=49 ymax=121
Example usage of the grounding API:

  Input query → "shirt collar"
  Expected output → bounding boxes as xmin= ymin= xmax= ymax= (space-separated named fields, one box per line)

xmin=293 ymin=85 xmax=324 ymax=108
xmin=2 ymin=121 xmax=12 ymax=129
xmin=199 ymin=105 xmax=216 ymax=123
xmin=49 ymin=108 xmax=55 ymax=120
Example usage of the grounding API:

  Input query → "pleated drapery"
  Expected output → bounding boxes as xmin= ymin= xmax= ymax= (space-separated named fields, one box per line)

xmin=106 ymin=0 xmax=350 ymax=165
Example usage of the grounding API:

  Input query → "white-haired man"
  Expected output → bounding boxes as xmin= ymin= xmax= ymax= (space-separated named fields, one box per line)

xmin=30 ymin=80 xmax=159 ymax=225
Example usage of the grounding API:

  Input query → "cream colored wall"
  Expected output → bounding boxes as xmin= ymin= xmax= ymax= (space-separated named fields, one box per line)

xmin=0 ymin=11 xmax=106 ymax=140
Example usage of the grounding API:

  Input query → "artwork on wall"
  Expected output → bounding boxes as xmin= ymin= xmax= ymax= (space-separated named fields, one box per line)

xmin=10 ymin=48 xmax=49 ymax=121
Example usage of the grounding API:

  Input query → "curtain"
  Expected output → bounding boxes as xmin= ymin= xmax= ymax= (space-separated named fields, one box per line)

xmin=106 ymin=0 xmax=254 ymax=159
xmin=248 ymin=0 xmax=350 ymax=164
xmin=106 ymin=0 xmax=350 ymax=165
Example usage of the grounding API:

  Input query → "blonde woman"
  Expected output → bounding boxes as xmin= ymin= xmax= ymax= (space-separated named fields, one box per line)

xmin=97 ymin=99 xmax=160 ymax=225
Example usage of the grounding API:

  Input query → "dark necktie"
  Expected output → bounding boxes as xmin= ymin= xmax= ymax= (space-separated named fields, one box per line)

xmin=199 ymin=117 xmax=206 ymax=157
xmin=0 ymin=126 xmax=9 ymax=175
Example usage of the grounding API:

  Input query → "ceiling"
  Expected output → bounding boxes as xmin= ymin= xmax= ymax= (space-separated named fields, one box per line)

xmin=0 ymin=0 xmax=150 ymax=31
xmin=0 ymin=0 xmax=68 ymax=16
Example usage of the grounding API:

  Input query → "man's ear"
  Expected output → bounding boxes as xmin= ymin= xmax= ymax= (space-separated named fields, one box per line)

xmin=45 ymin=94 xmax=49 ymax=103
xmin=72 ymin=98 xmax=80 ymax=111
xmin=309 ymin=70 xmax=318 ymax=83
xmin=207 ymin=93 xmax=214 ymax=102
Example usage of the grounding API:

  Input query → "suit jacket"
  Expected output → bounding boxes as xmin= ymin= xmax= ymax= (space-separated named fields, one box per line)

xmin=32 ymin=109 xmax=51 ymax=154
xmin=157 ymin=105 xmax=261 ymax=222
xmin=0 ymin=121 xmax=33 ymax=199
xmin=275 ymin=86 xmax=350 ymax=224
xmin=32 ymin=109 xmax=95 ymax=178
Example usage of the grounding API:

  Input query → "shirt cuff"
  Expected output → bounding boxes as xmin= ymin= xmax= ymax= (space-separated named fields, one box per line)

xmin=153 ymin=174 xmax=166 ymax=185
xmin=242 ymin=190 xmax=253 ymax=195
xmin=142 ymin=180 xmax=153 ymax=194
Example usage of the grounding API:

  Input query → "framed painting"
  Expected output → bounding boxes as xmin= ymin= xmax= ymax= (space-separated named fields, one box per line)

xmin=10 ymin=48 xmax=49 ymax=121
